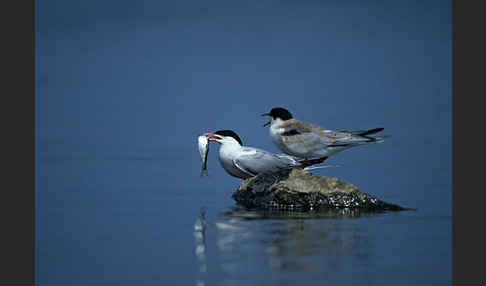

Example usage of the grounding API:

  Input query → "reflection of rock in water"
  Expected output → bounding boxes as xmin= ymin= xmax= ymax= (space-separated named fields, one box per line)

xmin=218 ymin=207 xmax=371 ymax=273
xmin=266 ymin=219 xmax=368 ymax=271
xmin=296 ymin=222 xmax=367 ymax=273
xmin=194 ymin=207 xmax=207 ymax=286
xmin=221 ymin=205 xmax=380 ymax=219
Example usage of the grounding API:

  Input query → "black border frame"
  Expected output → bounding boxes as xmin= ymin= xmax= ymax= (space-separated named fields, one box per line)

xmin=2 ymin=0 xmax=35 ymax=285
xmin=452 ymin=0 xmax=483 ymax=285
xmin=2 ymin=0 xmax=478 ymax=285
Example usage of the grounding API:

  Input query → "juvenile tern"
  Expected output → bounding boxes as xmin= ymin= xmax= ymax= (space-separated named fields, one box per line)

xmin=202 ymin=130 xmax=329 ymax=179
xmin=262 ymin=107 xmax=389 ymax=165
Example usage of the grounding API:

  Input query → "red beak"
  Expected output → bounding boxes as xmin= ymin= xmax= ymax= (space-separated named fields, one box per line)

xmin=202 ymin=132 xmax=222 ymax=141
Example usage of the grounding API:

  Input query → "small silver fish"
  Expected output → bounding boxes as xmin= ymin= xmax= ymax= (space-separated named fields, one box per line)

xmin=198 ymin=135 xmax=209 ymax=176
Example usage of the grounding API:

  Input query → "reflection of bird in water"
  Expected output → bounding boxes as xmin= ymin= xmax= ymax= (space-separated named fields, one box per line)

xmin=194 ymin=207 xmax=207 ymax=238
xmin=194 ymin=207 xmax=207 ymax=285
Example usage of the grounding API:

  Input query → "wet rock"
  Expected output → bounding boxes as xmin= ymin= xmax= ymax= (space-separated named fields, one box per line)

xmin=232 ymin=169 xmax=408 ymax=212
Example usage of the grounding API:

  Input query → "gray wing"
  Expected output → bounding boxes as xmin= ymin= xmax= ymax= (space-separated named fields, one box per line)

xmin=233 ymin=148 xmax=294 ymax=175
xmin=324 ymin=130 xmax=385 ymax=147
xmin=279 ymin=120 xmax=333 ymax=148
xmin=282 ymin=120 xmax=378 ymax=147
xmin=339 ymin=128 xmax=384 ymax=136
xmin=274 ymin=153 xmax=300 ymax=164
xmin=328 ymin=128 xmax=386 ymax=146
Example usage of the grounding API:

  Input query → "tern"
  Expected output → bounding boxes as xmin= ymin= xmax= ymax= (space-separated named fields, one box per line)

xmin=262 ymin=107 xmax=389 ymax=166
xmin=202 ymin=130 xmax=330 ymax=179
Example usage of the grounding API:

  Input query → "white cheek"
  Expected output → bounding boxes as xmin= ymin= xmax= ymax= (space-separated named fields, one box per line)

xmin=275 ymin=128 xmax=286 ymax=135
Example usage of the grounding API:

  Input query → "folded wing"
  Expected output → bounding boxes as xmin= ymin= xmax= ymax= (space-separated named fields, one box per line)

xmin=233 ymin=148 xmax=294 ymax=176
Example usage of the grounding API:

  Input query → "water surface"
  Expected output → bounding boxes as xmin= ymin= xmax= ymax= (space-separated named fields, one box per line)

xmin=35 ymin=149 xmax=451 ymax=286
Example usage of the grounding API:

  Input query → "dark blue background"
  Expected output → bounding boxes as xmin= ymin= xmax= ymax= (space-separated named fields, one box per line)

xmin=36 ymin=1 xmax=451 ymax=285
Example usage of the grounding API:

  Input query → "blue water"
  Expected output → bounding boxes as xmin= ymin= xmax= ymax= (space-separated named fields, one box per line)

xmin=35 ymin=0 xmax=451 ymax=285
xmin=35 ymin=145 xmax=451 ymax=285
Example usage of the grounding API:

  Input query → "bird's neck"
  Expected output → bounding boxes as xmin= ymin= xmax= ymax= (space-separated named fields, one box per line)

xmin=270 ymin=118 xmax=287 ymax=136
xmin=219 ymin=142 xmax=242 ymax=159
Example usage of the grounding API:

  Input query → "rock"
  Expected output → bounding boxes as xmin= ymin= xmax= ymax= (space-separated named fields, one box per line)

xmin=232 ymin=169 xmax=409 ymax=212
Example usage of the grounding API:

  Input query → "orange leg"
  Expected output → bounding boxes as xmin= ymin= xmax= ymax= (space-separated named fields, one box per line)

xmin=292 ymin=156 xmax=328 ymax=170
xmin=292 ymin=158 xmax=310 ymax=169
